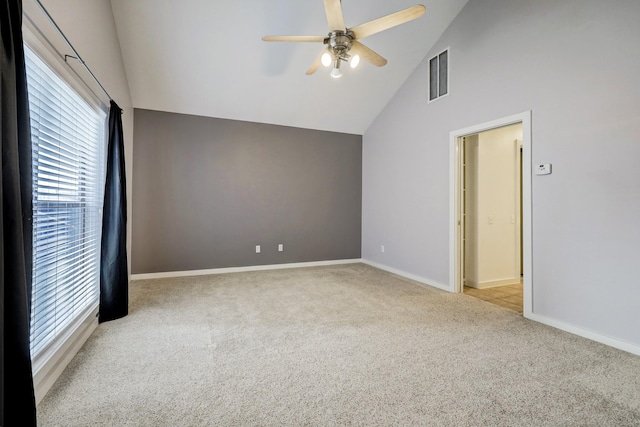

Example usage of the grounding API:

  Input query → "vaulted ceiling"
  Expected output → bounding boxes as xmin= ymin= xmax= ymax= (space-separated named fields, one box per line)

xmin=110 ymin=0 xmax=468 ymax=135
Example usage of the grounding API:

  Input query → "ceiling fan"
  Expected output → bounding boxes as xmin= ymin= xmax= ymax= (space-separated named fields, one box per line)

xmin=262 ymin=0 xmax=426 ymax=78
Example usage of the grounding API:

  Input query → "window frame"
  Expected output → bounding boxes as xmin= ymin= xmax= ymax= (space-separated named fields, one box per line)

xmin=22 ymin=22 xmax=109 ymax=404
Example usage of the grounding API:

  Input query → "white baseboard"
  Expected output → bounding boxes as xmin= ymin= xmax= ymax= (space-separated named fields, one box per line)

xmin=526 ymin=312 xmax=640 ymax=356
xmin=361 ymin=259 xmax=451 ymax=292
xmin=130 ymin=259 xmax=363 ymax=281
xmin=465 ymin=277 xmax=521 ymax=289
xmin=33 ymin=304 xmax=99 ymax=405
xmin=363 ymin=260 xmax=640 ymax=355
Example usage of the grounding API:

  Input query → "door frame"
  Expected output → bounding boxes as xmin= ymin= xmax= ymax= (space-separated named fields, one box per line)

xmin=449 ymin=111 xmax=532 ymax=317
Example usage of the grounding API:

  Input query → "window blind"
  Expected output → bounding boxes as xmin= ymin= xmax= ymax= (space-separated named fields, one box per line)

xmin=25 ymin=45 xmax=107 ymax=359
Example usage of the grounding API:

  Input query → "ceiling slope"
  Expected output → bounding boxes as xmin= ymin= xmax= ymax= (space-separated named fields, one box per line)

xmin=110 ymin=0 xmax=467 ymax=134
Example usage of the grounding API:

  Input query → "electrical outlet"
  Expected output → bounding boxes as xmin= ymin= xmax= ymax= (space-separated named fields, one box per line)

xmin=380 ymin=245 xmax=385 ymax=253
xmin=255 ymin=245 xmax=261 ymax=254
xmin=278 ymin=244 xmax=283 ymax=252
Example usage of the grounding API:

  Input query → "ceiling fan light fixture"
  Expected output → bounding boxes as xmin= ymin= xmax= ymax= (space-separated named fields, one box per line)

xmin=330 ymin=59 xmax=342 ymax=78
xmin=321 ymin=52 xmax=333 ymax=67
xmin=350 ymin=54 xmax=360 ymax=69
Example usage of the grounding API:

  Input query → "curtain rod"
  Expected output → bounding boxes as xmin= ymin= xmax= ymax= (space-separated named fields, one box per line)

xmin=34 ymin=0 xmax=114 ymax=102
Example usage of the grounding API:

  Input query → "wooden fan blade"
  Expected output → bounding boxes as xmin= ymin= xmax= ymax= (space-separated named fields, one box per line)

xmin=306 ymin=48 xmax=328 ymax=75
xmin=324 ymin=0 xmax=345 ymax=31
xmin=350 ymin=41 xmax=387 ymax=67
xmin=350 ymin=5 xmax=426 ymax=40
xmin=262 ymin=35 xmax=326 ymax=43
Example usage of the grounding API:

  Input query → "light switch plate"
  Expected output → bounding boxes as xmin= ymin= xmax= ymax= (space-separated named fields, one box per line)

xmin=536 ymin=164 xmax=552 ymax=175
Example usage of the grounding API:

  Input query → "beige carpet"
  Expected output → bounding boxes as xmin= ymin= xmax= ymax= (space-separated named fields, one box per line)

xmin=37 ymin=263 xmax=640 ymax=426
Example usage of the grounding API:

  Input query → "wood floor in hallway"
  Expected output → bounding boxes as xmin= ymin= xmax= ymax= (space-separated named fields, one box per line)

xmin=464 ymin=282 xmax=523 ymax=313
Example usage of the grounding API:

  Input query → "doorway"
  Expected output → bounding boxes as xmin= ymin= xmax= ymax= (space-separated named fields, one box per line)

xmin=462 ymin=124 xmax=523 ymax=311
xmin=449 ymin=112 xmax=532 ymax=317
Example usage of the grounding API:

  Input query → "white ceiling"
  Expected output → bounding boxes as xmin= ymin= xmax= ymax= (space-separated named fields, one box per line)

xmin=110 ymin=0 xmax=468 ymax=135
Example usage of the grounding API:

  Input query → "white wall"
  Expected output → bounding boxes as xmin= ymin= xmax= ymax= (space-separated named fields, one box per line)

xmin=465 ymin=125 xmax=522 ymax=288
xmin=362 ymin=0 xmax=640 ymax=350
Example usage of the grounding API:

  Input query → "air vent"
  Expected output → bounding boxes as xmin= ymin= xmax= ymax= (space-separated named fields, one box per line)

xmin=429 ymin=48 xmax=449 ymax=102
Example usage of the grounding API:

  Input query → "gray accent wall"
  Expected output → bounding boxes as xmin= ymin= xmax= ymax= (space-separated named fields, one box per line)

xmin=363 ymin=0 xmax=640 ymax=348
xmin=132 ymin=109 xmax=361 ymax=274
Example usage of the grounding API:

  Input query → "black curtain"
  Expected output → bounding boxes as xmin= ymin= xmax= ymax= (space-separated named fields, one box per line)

xmin=99 ymin=101 xmax=128 ymax=323
xmin=1 ymin=0 xmax=38 ymax=424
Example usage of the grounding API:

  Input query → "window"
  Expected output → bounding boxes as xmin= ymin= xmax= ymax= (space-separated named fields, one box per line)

xmin=429 ymin=48 xmax=449 ymax=102
xmin=25 ymin=45 xmax=107 ymax=359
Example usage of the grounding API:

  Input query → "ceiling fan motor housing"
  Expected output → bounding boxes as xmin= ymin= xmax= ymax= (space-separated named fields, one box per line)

xmin=325 ymin=30 xmax=355 ymax=60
